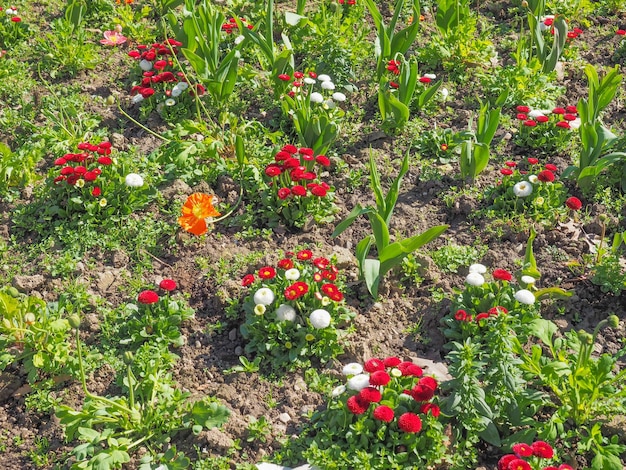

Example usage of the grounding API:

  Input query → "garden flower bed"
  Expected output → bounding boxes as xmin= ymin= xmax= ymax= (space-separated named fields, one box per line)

xmin=0 ymin=0 xmax=625 ymax=469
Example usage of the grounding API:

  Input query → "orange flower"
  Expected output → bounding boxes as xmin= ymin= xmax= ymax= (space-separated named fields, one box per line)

xmin=178 ymin=193 xmax=221 ymax=236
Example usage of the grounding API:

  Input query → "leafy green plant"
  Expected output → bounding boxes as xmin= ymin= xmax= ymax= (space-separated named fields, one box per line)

xmin=514 ymin=315 xmax=626 ymax=469
xmin=511 ymin=103 xmax=578 ymax=153
xmin=259 ymin=144 xmax=338 ymax=228
xmin=458 ymin=91 xmax=507 ymax=182
xmin=586 ymin=221 xmax=626 ymax=295
xmin=281 ymin=357 xmax=449 ymax=469
xmin=57 ymin=316 xmax=230 ymax=470
xmin=119 ymin=280 xmax=195 ymax=349
xmin=430 ymin=243 xmax=487 ymax=274
xmin=239 ymin=250 xmax=355 ymax=372
xmin=562 ymin=65 xmax=626 ymax=191
xmin=333 ymin=151 xmax=448 ymax=298
xmin=168 ymin=0 xmax=243 ymax=113
xmin=483 ymin=157 xmax=579 ymax=227
xmin=246 ymin=416 xmax=272 ymax=443
xmin=435 ymin=0 xmax=470 ymax=37
xmin=35 ymin=5 xmax=100 ymax=79
xmin=278 ymin=71 xmax=346 ymax=155
xmin=522 ymin=0 xmax=569 ymax=74
xmin=378 ymin=55 xmax=441 ymax=130
xmin=0 ymin=6 xmax=29 ymax=50
xmin=363 ymin=0 xmax=421 ymax=80
xmin=0 ymin=287 xmax=74 ymax=383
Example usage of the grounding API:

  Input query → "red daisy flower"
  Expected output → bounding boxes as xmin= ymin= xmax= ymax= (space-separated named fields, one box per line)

xmin=420 ymin=403 xmax=440 ymax=417
xmin=346 ymin=395 xmax=369 ymax=414
xmin=241 ymin=274 xmax=255 ymax=286
xmin=159 ymin=279 xmax=177 ymax=291
xmin=527 ymin=157 xmax=539 ymax=165
xmin=516 ymin=105 xmax=530 ymax=113
xmin=398 ymin=413 xmax=422 ymax=433
xmin=508 ymin=459 xmax=531 ymax=470
xmin=556 ymin=121 xmax=570 ymax=129
xmin=493 ymin=268 xmax=512 ymax=281
xmin=531 ymin=440 xmax=554 ymax=459
xmin=544 ymin=163 xmax=558 ymax=171
xmin=498 ymin=454 xmax=517 ymax=470
xmin=476 ymin=312 xmax=490 ymax=321
xmin=398 ymin=361 xmax=423 ymax=376
xmin=313 ymin=257 xmax=330 ymax=269
xmin=369 ymin=370 xmax=391 ymax=386
xmin=373 ymin=405 xmax=394 ymax=422
xmin=501 ymin=168 xmax=514 ymax=176
xmin=537 ymin=170 xmax=555 ymax=182
xmin=358 ymin=387 xmax=382 ymax=403
xmin=455 ymin=309 xmax=467 ymax=321
xmin=505 ymin=161 xmax=517 ymax=167
xmin=512 ymin=443 xmax=533 ymax=458
xmin=411 ymin=384 xmax=435 ymax=402
xmin=364 ymin=358 xmax=385 ymax=372
xmin=277 ymin=258 xmax=294 ymax=269
xmin=552 ymin=107 xmax=566 ymax=114
xmin=138 ymin=290 xmax=159 ymax=304
xmin=383 ymin=356 xmax=401 ymax=367
xmin=258 ymin=266 xmax=276 ymax=279
xmin=297 ymin=250 xmax=313 ymax=260
xmin=565 ymin=196 xmax=582 ymax=211
xmin=523 ymin=119 xmax=537 ymax=127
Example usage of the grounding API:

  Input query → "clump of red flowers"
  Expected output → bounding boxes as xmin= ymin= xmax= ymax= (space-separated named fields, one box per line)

xmin=52 ymin=141 xmax=114 ymax=200
xmin=337 ymin=356 xmax=441 ymax=436
xmin=220 ymin=16 xmax=254 ymax=34
xmin=261 ymin=144 xmax=337 ymax=228
xmin=498 ymin=440 xmax=572 ymax=470
xmin=127 ymin=39 xmax=204 ymax=112
xmin=514 ymin=104 xmax=579 ymax=130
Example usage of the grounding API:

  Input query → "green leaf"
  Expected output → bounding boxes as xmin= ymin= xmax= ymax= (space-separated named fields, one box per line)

xmin=478 ymin=421 xmax=501 ymax=446
xmin=190 ymin=400 xmax=230 ymax=430
xmin=331 ymin=204 xmax=372 ymax=238
xmin=363 ymin=258 xmax=381 ymax=298
xmin=368 ymin=212 xmax=390 ymax=255
xmin=534 ymin=287 xmax=573 ymax=300
xmin=379 ymin=225 xmax=448 ymax=274
xmin=529 ymin=318 xmax=557 ymax=347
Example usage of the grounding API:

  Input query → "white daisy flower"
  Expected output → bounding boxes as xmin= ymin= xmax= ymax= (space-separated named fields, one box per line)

xmin=513 ymin=181 xmax=533 ymax=197
xmin=165 ymin=98 xmax=176 ymax=106
xmin=342 ymin=363 xmax=364 ymax=376
xmin=521 ymin=275 xmax=536 ymax=285
xmin=515 ymin=289 xmax=536 ymax=305
xmin=139 ymin=59 xmax=153 ymax=71
xmin=332 ymin=92 xmax=346 ymax=102
xmin=125 ymin=173 xmax=144 ymax=188
xmin=317 ymin=74 xmax=331 ymax=82
xmin=466 ymin=272 xmax=485 ymax=286
xmin=253 ymin=287 xmax=274 ymax=306
xmin=275 ymin=304 xmax=296 ymax=322
xmin=528 ymin=174 xmax=539 ymax=184
xmin=468 ymin=263 xmax=487 ymax=274
xmin=285 ymin=268 xmax=300 ymax=281
xmin=346 ymin=373 xmax=370 ymax=391
xmin=309 ymin=309 xmax=331 ymax=329
xmin=303 ymin=77 xmax=316 ymax=85
xmin=321 ymin=81 xmax=335 ymax=90
xmin=310 ymin=92 xmax=324 ymax=103
xmin=331 ymin=385 xmax=346 ymax=397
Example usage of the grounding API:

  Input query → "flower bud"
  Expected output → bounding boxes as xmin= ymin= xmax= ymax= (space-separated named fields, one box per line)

xmin=7 ymin=287 xmax=19 ymax=298
xmin=608 ymin=315 xmax=619 ymax=328
xmin=24 ymin=312 xmax=36 ymax=325
xmin=105 ymin=95 xmax=116 ymax=106
xmin=123 ymin=351 xmax=134 ymax=365
xmin=577 ymin=330 xmax=593 ymax=344
xmin=68 ymin=314 xmax=81 ymax=329
xmin=521 ymin=0 xmax=528 ymax=7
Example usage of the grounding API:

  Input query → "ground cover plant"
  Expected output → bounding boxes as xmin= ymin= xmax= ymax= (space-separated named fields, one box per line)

xmin=0 ymin=0 xmax=626 ymax=469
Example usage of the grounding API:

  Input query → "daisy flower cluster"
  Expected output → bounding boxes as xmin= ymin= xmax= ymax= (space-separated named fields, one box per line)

xmin=121 ymin=279 xmax=195 ymax=348
xmin=442 ymin=263 xmax=543 ymax=339
xmin=385 ymin=58 xmax=436 ymax=90
xmin=127 ymin=39 xmax=203 ymax=122
xmin=278 ymin=70 xmax=347 ymax=154
xmin=0 ymin=5 xmax=27 ymax=50
xmin=50 ymin=141 xmax=117 ymax=214
xmin=486 ymin=157 xmax=581 ymax=226
xmin=498 ymin=440 xmax=572 ymax=470
xmin=513 ymin=104 xmax=580 ymax=152
xmin=303 ymin=357 xmax=448 ymax=468
xmin=261 ymin=144 xmax=337 ymax=228
xmin=239 ymin=250 xmax=354 ymax=371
